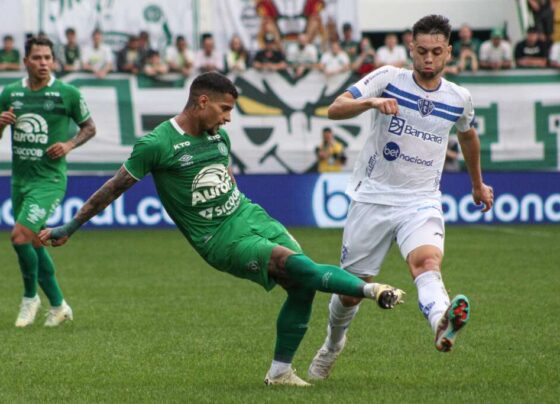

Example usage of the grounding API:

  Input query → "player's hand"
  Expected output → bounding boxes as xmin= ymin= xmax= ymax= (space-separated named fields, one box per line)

xmin=38 ymin=227 xmax=70 ymax=247
xmin=46 ymin=141 xmax=73 ymax=159
xmin=370 ymin=98 xmax=399 ymax=115
xmin=473 ymin=183 xmax=494 ymax=212
xmin=0 ymin=107 xmax=16 ymax=126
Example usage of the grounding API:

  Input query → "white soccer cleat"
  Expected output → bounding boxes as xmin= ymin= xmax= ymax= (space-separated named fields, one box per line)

xmin=44 ymin=300 xmax=73 ymax=327
xmin=370 ymin=283 xmax=406 ymax=309
xmin=15 ymin=295 xmax=41 ymax=328
xmin=308 ymin=335 xmax=347 ymax=380
xmin=264 ymin=368 xmax=311 ymax=387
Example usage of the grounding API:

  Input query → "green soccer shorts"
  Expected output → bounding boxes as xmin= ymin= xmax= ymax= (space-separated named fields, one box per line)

xmin=204 ymin=202 xmax=303 ymax=291
xmin=12 ymin=182 xmax=65 ymax=233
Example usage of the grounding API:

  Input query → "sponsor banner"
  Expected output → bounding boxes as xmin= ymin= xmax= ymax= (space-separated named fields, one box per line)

xmin=1 ymin=71 xmax=560 ymax=174
xmin=39 ymin=0 xmax=197 ymax=55
xmin=0 ymin=172 xmax=559 ymax=230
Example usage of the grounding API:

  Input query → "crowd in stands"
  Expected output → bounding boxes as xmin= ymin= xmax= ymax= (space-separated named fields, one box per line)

xmin=0 ymin=1 xmax=559 ymax=78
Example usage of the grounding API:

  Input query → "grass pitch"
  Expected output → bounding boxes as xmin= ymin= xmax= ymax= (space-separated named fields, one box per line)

xmin=0 ymin=225 xmax=558 ymax=403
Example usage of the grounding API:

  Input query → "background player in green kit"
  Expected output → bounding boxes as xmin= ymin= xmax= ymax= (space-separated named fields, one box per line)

xmin=39 ymin=72 xmax=404 ymax=386
xmin=0 ymin=37 xmax=96 ymax=327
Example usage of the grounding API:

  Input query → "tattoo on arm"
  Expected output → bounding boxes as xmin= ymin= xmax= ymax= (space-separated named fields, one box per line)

xmin=75 ymin=167 xmax=137 ymax=224
xmin=70 ymin=117 xmax=96 ymax=148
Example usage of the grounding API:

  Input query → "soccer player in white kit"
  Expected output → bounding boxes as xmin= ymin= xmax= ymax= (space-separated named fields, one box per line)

xmin=308 ymin=14 xmax=494 ymax=380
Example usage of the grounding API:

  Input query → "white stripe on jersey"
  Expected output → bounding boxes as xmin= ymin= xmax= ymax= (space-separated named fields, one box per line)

xmin=346 ymin=66 xmax=475 ymax=206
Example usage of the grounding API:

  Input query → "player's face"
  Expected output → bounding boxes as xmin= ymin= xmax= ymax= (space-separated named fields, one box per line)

xmin=411 ymin=33 xmax=450 ymax=80
xmin=24 ymin=45 xmax=54 ymax=81
xmin=202 ymin=93 xmax=236 ymax=135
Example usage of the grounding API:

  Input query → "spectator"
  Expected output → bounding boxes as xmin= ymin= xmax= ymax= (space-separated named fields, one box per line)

xmin=303 ymin=5 xmax=327 ymax=51
xmin=515 ymin=26 xmax=549 ymax=67
xmin=286 ymin=33 xmax=318 ymax=78
xmin=550 ymin=40 xmax=560 ymax=67
xmin=116 ymin=35 xmax=145 ymax=74
xmin=452 ymin=24 xmax=480 ymax=72
xmin=257 ymin=15 xmax=283 ymax=50
xmin=194 ymin=33 xmax=224 ymax=73
xmin=81 ymin=29 xmax=113 ymax=79
xmin=479 ymin=28 xmax=512 ymax=70
xmin=315 ymin=127 xmax=347 ymax=173
xmin=165 ymin=35 xmax=194 ymax=76
xmin=340 ymin=23 xmax=359 ymax=62
xmin=325 ymin=17 xmax=339 ymax=44
xmin=528 ymin=0 xmax=556 ymax=44
xmin=0 ymin=35 xmax=20 ymax=71
xmin=225 ymin=34 xmax=249 ymax=74
xmin=138 ymin=30 xmax=154 ymax=53
xmin=351 ymin=37 xmax=376 ymax=76
xmin=143 ymin=50 xmax=169 ymax=77
xmin=401 ymin=28 xmax=414 ymax=68
xmin=60 ymin=27 xmax=81 ymax=72
xmin=444 ymin=135 xmax=461 ymax=172
xmin=375 ymin=33 xmax=408 ymax=68
xmin=319 ymin=40 xmax=350 ymax=77
xmin=253 ymin=33 xmax=288 ymax=72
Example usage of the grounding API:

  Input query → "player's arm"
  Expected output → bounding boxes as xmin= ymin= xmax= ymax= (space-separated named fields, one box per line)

xmin=46 ymin=117 xmax=96 ymax=159
xmin=457 ymin=127 xmax=493 ymax=212
xmin=38 ymin=166 xmax=138 ymax=246
xmin=328 ymin=91 xmax=398 ymax=120
xmin=0 ymin=107 xmax=16 ymax=139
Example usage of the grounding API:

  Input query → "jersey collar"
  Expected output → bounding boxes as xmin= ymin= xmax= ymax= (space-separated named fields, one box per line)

xmin=22 ymin=75 xmax=55 ymax=88
xmin=170 ymin=117 xmax=186 ymax=135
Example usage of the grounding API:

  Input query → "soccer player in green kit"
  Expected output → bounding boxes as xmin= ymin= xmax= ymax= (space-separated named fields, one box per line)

xmin=39 ymin=72 xmax=403 ymax=386
xmin=0 ymin=37 xmax=96 ymax=327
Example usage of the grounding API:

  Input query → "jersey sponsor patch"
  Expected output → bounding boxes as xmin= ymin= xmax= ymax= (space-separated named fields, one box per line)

xmin=382 ymin=142 xmax=433 ymax=167
xmin=191 ymin=164 xmax=232 ymax=206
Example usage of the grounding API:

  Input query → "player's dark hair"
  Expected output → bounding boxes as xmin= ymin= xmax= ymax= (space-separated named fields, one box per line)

xmin=186 ymin=72 xmax=238 ymax=108
xmin=4 ymin=35 xmax=14 ymax=42
xmin=412 ymin=14 xmax=452 ymax=41
xmin=24 ymin=36 xmax=54 ymax=58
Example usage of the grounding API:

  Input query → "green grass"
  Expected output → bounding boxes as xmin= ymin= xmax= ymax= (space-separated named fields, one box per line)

xmin=0 ymin=225 xmax=559 ymax=403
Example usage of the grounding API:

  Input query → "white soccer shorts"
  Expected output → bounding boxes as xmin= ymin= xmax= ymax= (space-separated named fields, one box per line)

xmin=340 ymin=199 xmax=445 ymax=277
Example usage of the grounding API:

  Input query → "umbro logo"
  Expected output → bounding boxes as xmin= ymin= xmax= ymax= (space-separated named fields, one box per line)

xmin=434 ymin=232 xmax=444 ymax=239
xmin=179 ymin=154 xmax=193 ymax=167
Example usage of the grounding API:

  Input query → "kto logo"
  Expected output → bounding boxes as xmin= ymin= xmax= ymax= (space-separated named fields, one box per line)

xmin=388 ymin=116 xmax=405 ymax=135
xmin=383 ymin=142 xmax=401 ymax=161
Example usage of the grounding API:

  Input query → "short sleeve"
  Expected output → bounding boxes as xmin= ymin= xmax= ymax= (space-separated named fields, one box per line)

xmin=123 ymin=135 xmax=162 ymax=180
xmin=0 ymin=87 xmax=8 ymax=111
xmin=346 ymin=65 xmax=399 ymax=99
xmin=66 ymin=85 xmax=91 ymax=124
xmin=455 ymin=88 xmax=475 ymax=133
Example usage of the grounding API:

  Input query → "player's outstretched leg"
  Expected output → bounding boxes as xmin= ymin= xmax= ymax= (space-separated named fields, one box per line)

xmin=435 ymin=294 xmax=470 ymax=352
xmin=284 ymin=254 xmax=404 ymax=308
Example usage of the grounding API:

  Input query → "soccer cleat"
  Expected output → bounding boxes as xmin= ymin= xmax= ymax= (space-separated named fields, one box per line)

xmin=264 ymin=368 xmax=311 ymax=387
xmin=371 ymin=283 xmax=406 ymax=309
xmin=44 ymin=300 xmax=73 ymax=327
xmin=15 ymin=295 xmax=41 ymax=328
xmin=435 ymin=294 xmax=470 ymax=352
xmin=308 ymin=335 xmax=347 ymax=380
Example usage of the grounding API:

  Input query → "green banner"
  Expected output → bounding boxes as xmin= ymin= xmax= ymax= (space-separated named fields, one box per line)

xmin=1 ymin=70 xmax=559 ymax=173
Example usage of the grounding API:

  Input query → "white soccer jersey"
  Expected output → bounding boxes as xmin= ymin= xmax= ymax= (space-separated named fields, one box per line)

xmin=346 ymin=65 xmax=475 ymax=205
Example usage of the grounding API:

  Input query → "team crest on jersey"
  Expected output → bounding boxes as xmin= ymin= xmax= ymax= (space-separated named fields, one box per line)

xmin=43 ymin=100 xmax=55 ymax=111
xmin=417 ymin=98 xmax=434 ymax=117
xmin=218 ymin=143 xmax=228 ymax=156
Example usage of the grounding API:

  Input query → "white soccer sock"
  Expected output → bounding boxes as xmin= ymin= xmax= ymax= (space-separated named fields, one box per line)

xmin=268 ymin=360 xmax=291 ymax=378
xmin=326 ymin=294 xmax=360 ymax=350
xmin=414 ymin=270 xmax=450 ymax=333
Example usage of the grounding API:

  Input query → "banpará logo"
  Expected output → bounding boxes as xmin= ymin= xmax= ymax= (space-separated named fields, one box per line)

xmin=417 ymin=98 xmax=435 ymax=117
xmin=388 ymin=116 xmax=406 ymax=135
xmin=388 ymin=116 xmax=443 ymax=144
xmin=382 ymin=142 xmax=433 ymax=166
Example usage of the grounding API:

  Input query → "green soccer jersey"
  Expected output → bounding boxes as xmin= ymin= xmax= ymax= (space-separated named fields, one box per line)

xmin=124 ymin=118 xmax=249 ymax=252
xmin=0 ymin=76 xmax=91 ymax=186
